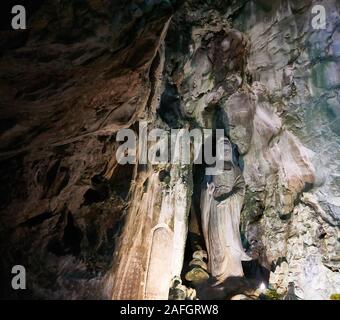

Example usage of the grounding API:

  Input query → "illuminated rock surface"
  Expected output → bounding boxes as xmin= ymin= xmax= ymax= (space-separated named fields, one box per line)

xmin=0 ymin=0 xmax=339 ymax=300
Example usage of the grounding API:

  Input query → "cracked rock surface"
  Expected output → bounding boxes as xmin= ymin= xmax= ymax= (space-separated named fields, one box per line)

xmin=0 ymin=0 xmax=339 ymax=300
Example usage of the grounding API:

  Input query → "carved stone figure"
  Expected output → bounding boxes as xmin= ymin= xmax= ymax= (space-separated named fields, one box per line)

xmin=201 ymin=137 xmax=251 ymax=285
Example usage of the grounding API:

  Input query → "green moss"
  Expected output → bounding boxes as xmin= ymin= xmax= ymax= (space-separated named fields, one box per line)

xmin=241 ymin=189 xmax=264 ymax=225
xmin=330 ymin=294 xmax=340 ymax=300
xmin=260 ymin=289 xmax=283 ymax=300
xmin=185 ymin=267 xmax=209 ymax=283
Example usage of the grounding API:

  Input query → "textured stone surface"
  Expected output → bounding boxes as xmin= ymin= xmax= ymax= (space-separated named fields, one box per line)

xmin=0 ymin=0 xmax=339 ymax=300
xmin=233 ymin=0 xmax=340 ymax=300
xmin=164 ymin=0 xmax=340 ymax=299
xmin=0 ymin=0 xmax=179 ymax=299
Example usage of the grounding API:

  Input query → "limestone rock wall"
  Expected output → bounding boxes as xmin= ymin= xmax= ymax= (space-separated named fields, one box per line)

xmin=232 ymin=0 xmax=340 ymax=299
xmin=0 ymin=0 xmax=339 ymax=300
xmin=0 ymin=0 xmax=180 ymax=299
xmin=161 ymin=0 xmax=340 ymax=299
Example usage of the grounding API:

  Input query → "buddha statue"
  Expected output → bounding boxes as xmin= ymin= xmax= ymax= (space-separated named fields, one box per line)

xmin=200 ymin=137 xmax=251 ymax=285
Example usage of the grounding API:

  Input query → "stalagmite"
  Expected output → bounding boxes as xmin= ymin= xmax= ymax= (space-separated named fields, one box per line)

xmin=201 ymin=137 xmax=251 ymax=285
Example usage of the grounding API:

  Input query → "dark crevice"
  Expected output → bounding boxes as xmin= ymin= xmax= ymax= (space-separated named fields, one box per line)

xmin=22 ymin=211 xmax=53 ymax=227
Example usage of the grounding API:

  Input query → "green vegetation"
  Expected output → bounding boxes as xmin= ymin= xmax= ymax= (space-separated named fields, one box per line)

xmin=260 ymin=289 xmax=283 ymax=300
xmin=330 ymin=293 xmax=340 ymax=300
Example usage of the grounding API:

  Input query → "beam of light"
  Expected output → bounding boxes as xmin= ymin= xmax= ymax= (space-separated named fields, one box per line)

xmin=259 ymin=282 xmax=266 ymax=292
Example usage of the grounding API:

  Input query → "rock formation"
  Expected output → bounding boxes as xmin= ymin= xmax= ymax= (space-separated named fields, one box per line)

xmin=0 ymin=0 xmax=339 ymax=300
